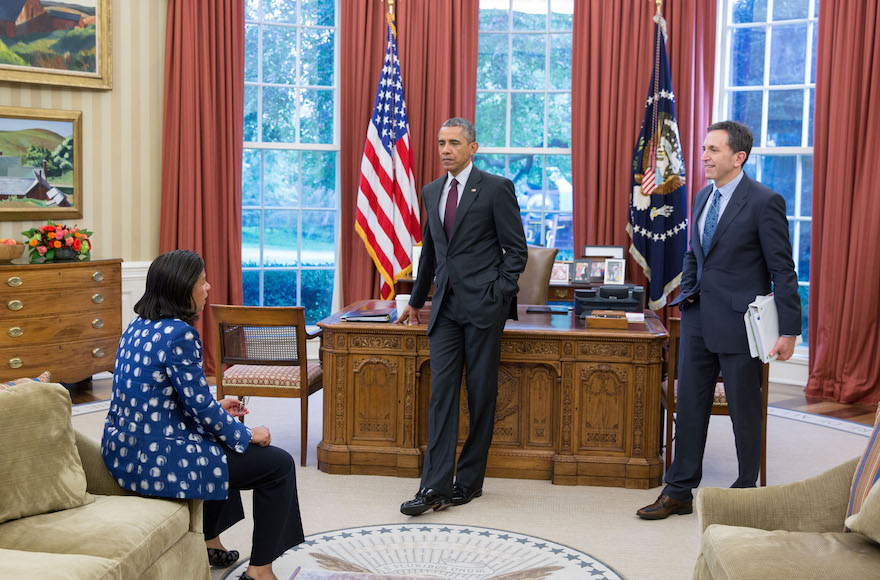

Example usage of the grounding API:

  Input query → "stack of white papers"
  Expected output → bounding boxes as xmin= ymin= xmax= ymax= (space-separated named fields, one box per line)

xmin=744 ymin=294 xmax=779 ymax=363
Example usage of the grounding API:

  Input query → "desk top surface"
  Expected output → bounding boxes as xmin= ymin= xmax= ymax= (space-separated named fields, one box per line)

xmin=319 ymin=300 xmax=667 ymax=339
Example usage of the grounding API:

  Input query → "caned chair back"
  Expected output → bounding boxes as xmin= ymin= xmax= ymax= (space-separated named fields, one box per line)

xmin=517 ymin=245 xmax=559 ymax=305
xmin=211 ymin=305 xmax=323 ymax=466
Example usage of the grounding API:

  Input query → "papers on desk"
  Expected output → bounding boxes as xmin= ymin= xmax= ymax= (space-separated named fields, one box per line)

xmin=744 ymin=294 xmax=779 ymax=363
xmin=340 ymin=307 xmax=396 ymax=323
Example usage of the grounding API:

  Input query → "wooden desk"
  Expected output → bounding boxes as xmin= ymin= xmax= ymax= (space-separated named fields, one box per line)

xmin=317 ymin=301 xmax=667 ymax=488
xmin=395 ymin=277 xmax=593 ymax=303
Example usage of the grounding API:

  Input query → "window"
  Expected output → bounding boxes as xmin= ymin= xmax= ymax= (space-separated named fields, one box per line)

xmin=475 ymin=0 xmax=574 ymax=259
xmin=243 ymin=0 xmax=338 ymax=324
xmin=716 ymin=0 xmax=817 ymax=343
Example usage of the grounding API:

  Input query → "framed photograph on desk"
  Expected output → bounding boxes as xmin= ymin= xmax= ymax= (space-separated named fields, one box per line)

xmin=572 ymin=259 xmax=591 ymax=284
xmin=549 ymin=261 xmax=571 ymax=284
xmin=583 ymin=245 xmax=625 ymax=260
xmin=604 ymin=258 xmax=626 ymax=285
xmin=588 ymin=258 xmax=606 ymax=283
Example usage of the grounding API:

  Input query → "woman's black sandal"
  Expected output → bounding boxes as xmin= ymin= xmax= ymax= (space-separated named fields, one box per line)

xmin=207 ymin=547 xmax=240 ymax=567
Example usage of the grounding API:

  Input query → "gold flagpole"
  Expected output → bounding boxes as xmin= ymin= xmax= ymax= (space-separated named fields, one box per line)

xmin=387 ymin=0 xmax=396 ymax=31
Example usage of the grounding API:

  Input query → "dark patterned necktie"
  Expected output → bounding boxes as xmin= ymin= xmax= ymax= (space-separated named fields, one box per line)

xmin=444 ymin=178 xmax=458 ymax=240
xmin=701 ymin=189 xmax=720 ymax=253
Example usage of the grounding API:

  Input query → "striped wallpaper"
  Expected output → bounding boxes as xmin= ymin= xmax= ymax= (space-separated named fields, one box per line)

xmin=0 ymin=0 xmax=167 ymax=262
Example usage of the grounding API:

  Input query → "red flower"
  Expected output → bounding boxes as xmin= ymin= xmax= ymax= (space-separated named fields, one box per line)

xmin=44 ymin=225 xmax=56 ymax=232
xmin=73 ymin=239 xmax=82 ymax=251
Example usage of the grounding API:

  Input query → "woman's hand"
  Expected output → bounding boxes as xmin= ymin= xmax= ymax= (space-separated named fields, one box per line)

xmin=220 ymin=397 xmax=249 ymax=418
xmin=250 ymin=426 xmax=271 ymax=447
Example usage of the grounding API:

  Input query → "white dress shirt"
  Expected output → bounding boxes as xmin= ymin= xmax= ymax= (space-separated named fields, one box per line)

xmin=698 ymin=169 xmax=744 ymax=242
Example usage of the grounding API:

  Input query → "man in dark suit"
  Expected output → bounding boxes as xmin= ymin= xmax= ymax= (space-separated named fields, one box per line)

xmin=396 ymin=117 xmax=527 ymax=516
xmin=637 ymin=120 xmax=801 ymax=520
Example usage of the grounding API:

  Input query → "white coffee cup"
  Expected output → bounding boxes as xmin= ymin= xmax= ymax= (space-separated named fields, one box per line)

xmin=395 ymin=294 xmax=411 ymax=314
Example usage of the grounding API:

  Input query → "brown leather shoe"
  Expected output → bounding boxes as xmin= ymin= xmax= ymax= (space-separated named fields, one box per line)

xmin=636 ymin=494 xmax=693 ymax=520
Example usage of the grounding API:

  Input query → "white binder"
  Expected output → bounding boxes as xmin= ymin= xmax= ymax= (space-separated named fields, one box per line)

xmin=744 ymin=294 xmax=779 ymax=363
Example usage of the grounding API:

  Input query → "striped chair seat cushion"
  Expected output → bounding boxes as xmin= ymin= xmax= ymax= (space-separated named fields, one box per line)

xmin=667 ymin=381 xmax=728 ymax=406
xmin=847 ymin=409 xmax=880 ymax=520
xmin=221 ymin=361 xmax=322 ymax=390
xmin=0 ymin=371 xmax=51 ymax=391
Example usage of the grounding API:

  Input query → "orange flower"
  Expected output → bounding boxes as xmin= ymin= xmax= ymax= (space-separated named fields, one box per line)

xmin=47 ymin=232 xmax=56 ymax=240
xmin=29 ymin=239 xmax=37 ymax=247
xmin=74 ymin=232 xmax=82 ymax=238
xmin=53 ymin=240 xmax=62 ymax=248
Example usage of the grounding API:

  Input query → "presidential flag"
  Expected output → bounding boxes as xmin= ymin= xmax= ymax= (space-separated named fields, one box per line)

xmin=355 ymin=16 xmax=421 ymax=300
xmin=627 ymin=9 xmax=688 ymax=310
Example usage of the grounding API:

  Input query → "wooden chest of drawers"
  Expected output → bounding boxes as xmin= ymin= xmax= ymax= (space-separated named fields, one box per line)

xmin=0 ymin=259 xmax=122 ymax=383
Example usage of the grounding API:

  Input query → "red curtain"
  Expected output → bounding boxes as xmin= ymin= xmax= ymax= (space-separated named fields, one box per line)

xmin=806 ymin=1 xmax=880 ymax=405
xmin=572 ymin=0 xmax=715 ymax=316
xmin=339 ymin=0 xmax=479 ymax=305
xmin=159 ymin=0 xmax=244 ymax=375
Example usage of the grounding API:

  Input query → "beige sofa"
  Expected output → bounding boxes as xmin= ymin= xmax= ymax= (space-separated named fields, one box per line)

xmin=694 ymin=457 xmax=880 ymax=579
xmin=0 ymin=381 xmax=209 ymax=579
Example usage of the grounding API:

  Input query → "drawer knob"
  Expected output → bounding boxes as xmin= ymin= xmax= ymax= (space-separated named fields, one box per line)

xmin=92 ymin=271 xmax=104 ymax=282
xmin=92 ymin=318 xmax=104 ymax=329
xmin=92 ymin=293 xmax=104 ymax=304
xmin=8 ymin=357 xmax=22 ymax=369
xmin=92 ymin=348 xmax=105 ymax=358
xmin=6 ymin=276 xmax=22 ymax=287
xmin=7 ymin=300 xmax=22 ymax=311
xmin=8 ymin=327 xmax=22 ymax=338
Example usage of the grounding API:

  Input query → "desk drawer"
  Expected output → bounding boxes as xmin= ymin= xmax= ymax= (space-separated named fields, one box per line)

xmin=0 ymin=306 xmax=120 ymax=347
xmin=0 ymin=286 xmax=122 ymax=320
xmin=1 ymin=264 xmax=120 ymax=291
xmin=0 ymin=335 xmax=119 ymax=383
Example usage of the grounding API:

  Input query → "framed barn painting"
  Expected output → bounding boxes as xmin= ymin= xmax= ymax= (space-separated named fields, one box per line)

xmin=0 ymin=105 xmax=82 ymax=220
xmin=0 ymin=0 xmax=111 ymax=89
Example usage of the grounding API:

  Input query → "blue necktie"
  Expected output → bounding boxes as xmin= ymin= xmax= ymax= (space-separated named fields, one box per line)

xmin=701 ymin=190 xmax=720 ymax=253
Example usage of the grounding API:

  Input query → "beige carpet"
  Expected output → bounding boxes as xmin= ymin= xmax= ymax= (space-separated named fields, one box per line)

xmin=71 ymin=390 xmax=870 ymax=580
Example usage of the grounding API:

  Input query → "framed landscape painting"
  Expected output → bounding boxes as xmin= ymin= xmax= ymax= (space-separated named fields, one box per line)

xmin=0 ymin=105 xmax=82 ymax=220
xmin=0 ymin=0 xmax=112 ymax=89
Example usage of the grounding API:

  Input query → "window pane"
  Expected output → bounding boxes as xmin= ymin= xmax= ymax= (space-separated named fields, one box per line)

xmin=262 ymin=25 xmax=298 ymax=85
xmin=242 ymin=149 xmax=261 ymax=206
xmin=729 ymin=28 xmax=765 ymax=86
xmin=798 ymin=220 xmax=810 ymax=282
xmin=479 ymin=2 xmax=508 ymax=31
xmin=760 ymin=156 xmax=797 ymax=212
xmin=301 ymin=269 xmax=334 ymax=324
xmin=474 ymin=153 xmax=505 ymax=177
xmin=301 ymin=210 xmax=336 ymax=266
xmin=301 ymin=0 xmax=334 ymax=26
xmin=245 ymin=0 xmax=260 ymax=21
xmin=245 ymin=24 xmax=259 ymax=82
xmin=743 ymin=154 xmax=759 ymax=179
xmin=769 ymin=24 xmax=807 ymax=85
xmin=511 ymin=34 xmax=545 ymax=90
xmin=242 ymin=209 xmax=261 ymax=267
xmin=301 ymin=151 xmax=335 ymax=208
xmin=801 ymin=156 xmax=812 ymax=216
xmin=300 ymin=28 xmax=334 ymax=86
xmin=547 ymin=93 xmax=571 ymax=148
xmin=263 ymin=150 xmax=298 ymax=207
xmin=263 ymin=270 xmax=298 ymax=306
xmin=244 ymin=85 xmax=258 ymax=141
xmin=728 ymin=91 xmax=764 ymax=145
xmin=477 ymin=33 xmax=508 ymax=90
xmin=264 ymin=210 xmax=298 ymax=266
xmin=798 ymin=285 xmax=809 ymax=342
xmin=510 ymin=92 xmax=544 ymax=147
xmin=262 ymin=86 xmax=298 ymax=142
xmin=732 ymin=0 xmax=767 ymax=23
xmin=546 ymin=155 xmax=572 ymax=211
xmin=549 ymin=34 xmax=572 ymax=90
xmin=510 ymin=154 xmax=543 ymax=208
xmin=767 ymin=89 xmax=804 ymax=146
xmin=242 ymin=270 xmax=260 ymax=305
xmin=550 ymin=0 xmax=573 ymax=30
xmin=476 ymin=92 xmax=507 ymax=147
xmin=299 ymin=89 xmax=334 ymax=144
xmin=810 ymin=23 xmax=817 ymax=83
xmin=513 ymin=0 xmax=547 ymax=30
xmin=773 ymin=0 xmax=809 ymax=20
xmin=263 ymin=0 xmax=297 ymax=24
xmin=544 ymin=212 xmax=573 ymax=257
xmin=521 ymin=212 xmax=542 ymax=245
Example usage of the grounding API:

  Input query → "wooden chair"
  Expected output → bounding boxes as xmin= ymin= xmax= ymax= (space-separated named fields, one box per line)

xmin=517 ymin=245 xmax=559 ymax=304
xmin=661 ymin=317 xmax=770 ymax=486
xmin=211 ymin=305 xmax=323 ymax=466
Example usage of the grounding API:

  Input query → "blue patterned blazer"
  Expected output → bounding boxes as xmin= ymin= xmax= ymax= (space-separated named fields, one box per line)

xmin=101 ymin=317 xmax=251 ymax=500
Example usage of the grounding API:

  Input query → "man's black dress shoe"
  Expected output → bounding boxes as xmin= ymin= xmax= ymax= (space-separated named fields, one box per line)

xmin=636 ymin=494 xmax=693 ymax=520
xmin=451 ymin=483 xmax=482 ymax=506
xmin=400 ymin=488 xmax=451 ymax=516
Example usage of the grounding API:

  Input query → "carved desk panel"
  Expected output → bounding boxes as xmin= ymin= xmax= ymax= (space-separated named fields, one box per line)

xmin=317 ymin=301 xmax=667 ymax=488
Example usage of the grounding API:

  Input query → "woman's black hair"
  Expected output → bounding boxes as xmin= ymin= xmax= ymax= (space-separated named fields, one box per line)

xmin=134 ymin=249 xmax=204 ymax=325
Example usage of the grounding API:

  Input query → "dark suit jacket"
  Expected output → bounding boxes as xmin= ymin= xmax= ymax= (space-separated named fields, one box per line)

xmin=670 ymin=172 xmax=801 ymax=353
xmin=410 ymin=167 xmax=527 ymax=334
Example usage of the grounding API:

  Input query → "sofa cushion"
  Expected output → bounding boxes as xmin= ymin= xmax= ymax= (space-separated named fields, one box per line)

xmin=700 ymin=524 xmax=880 ymax=579
xmin=846 ymin=480 xmax=880 ymax=545
xmin=848 ymin=409 xmax=880 ymax=520
xmin=0 ymin=382 xmax=93 ymax=524
xmin=0 ymin=370 xmax=51 ymax=390
xmin=0 ymin=547 xmax=122 ymax=580
xmin=0 ymin=494 xmax=191 ymax=580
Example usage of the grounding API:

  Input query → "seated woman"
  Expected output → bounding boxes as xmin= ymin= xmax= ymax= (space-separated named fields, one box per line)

xmin=101 ymin=249 xmax=303 ymax=580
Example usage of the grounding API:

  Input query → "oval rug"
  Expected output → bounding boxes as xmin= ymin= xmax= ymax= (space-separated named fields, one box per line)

xmin=222 ymin=523 xmax=624 ymax=579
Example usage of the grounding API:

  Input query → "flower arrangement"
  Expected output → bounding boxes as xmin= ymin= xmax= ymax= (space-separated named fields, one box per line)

xmin=21 ymin=221 xmax=92 ymax=263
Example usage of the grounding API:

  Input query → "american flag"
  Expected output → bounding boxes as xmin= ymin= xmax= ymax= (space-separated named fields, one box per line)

xmin=627 ymin=9 xmax=688 ymax=310
xmin=355 ymin=18 xmax=421 ymax=300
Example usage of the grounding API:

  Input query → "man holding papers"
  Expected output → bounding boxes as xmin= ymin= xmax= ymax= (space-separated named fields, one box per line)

xmin=638 ymin=121 xmax=801 ymax=520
